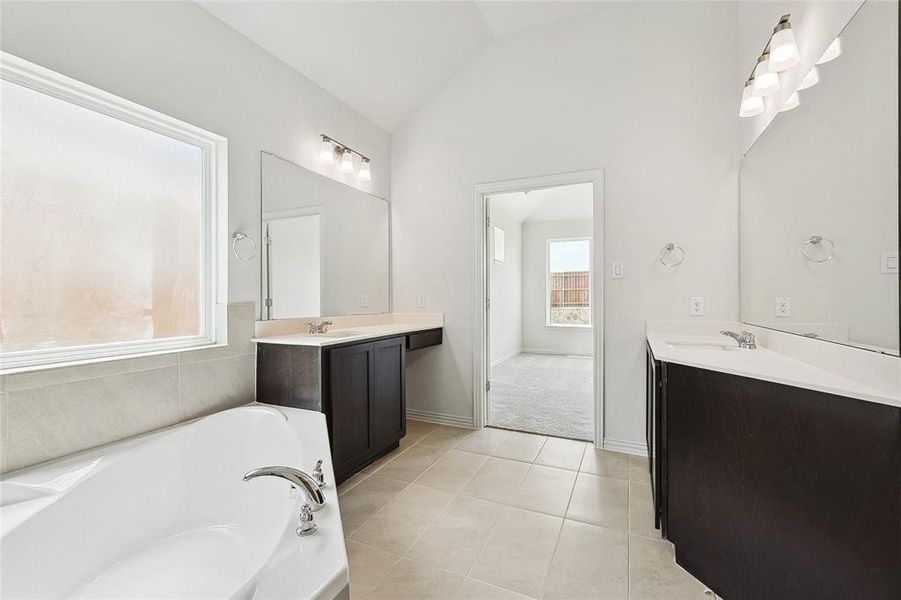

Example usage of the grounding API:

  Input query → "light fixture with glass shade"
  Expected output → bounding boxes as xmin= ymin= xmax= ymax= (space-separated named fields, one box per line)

xmin=768 ymin=17 xmax=801 ymax=72
xmin=340 ymin=147 xmax=354 ymax=173
xmin=780 ymin=91 xmax=800 ymax=112
xmin=739 ymin=80 xmax=765 ymax=117
xmin=358 ymin=158 xmax=372 ymax=182
xmin=319 ymin=135 xmax=334 ymax=163
xmin=752 ymin=54 xmax=780 ymax=97
xmin=817 ymin=37 xmax=842 ymax=65
xmin=797 ymin=66 xmax=819 ymax=91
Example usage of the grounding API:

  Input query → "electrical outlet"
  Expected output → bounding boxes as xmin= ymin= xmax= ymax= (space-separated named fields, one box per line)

xmin=775 ymin=296 xmax=791 ymax=318
xmin=360 ymin=294 xmax=369 ymax=308
xmin=417 ymin=294 xmax=426 ymax=309
xmin=610 ymin=261 xmax=624 ymax=279
xmin=690 ymin=296 xmax=704 ymax=316
xmin=882 ymin=251 xmax=899 ymax=274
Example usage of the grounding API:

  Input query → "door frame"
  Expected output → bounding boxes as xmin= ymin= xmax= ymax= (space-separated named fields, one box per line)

xmin=472 ymin=169 xmax=605 ymax=447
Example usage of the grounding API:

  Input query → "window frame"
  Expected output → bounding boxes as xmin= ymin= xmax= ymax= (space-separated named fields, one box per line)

xmin=0 ymin=52 xmax=228 ymax=373
xmin=545 ymin=236 xmax=592 ymax=329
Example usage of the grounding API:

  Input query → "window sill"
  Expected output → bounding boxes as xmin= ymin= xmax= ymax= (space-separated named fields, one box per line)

xmin=545 ymin=324 xmax=592 ymax=329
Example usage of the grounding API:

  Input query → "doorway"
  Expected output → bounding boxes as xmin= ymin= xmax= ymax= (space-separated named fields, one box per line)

xmin=473 ymin=170 xmax=604 ymax=444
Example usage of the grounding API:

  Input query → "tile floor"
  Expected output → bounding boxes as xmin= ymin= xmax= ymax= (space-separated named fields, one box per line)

xmin=338 ymin=421 xmax=715 ymax=600
xmin=489 ymin=354 xmax=593 ymax=440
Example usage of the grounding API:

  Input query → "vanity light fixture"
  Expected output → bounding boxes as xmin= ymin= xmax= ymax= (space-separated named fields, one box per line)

xmin=751 ymin=54 xmax=780 ymax=97
xmin=768 ymin=16 xmax=801 ymax=72
xmin=358 ymin=158 xmax=372 ymax=181
xmin=779 ymin=91 xmax=800 ymax=112
xmin=318 ymin=134 xmax=372 ymax=182
xmin=739 ymin=80 xmax=765 ymax=117
xmin=817 ymin=37 xmax=842 ymax=65
xmin=797 ymin=66 xmax=819 ymax=91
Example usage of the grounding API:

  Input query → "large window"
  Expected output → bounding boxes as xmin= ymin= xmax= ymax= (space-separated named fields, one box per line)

xmin=547 ymin=238 xmax=591 ymax=327
xmin=0 ymin=54 xmax=227 ymax=371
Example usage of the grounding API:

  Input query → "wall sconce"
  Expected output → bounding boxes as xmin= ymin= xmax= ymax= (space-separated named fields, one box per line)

xmin=318 ymin=134 xmax=372 ymax=182
xmin=739 ymin=14 xmax=806 ymax=118
xmin=768 ymin=17 xmax=801 ymax=72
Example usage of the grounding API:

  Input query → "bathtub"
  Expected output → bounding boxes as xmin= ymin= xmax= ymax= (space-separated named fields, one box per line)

xmin=0 ymin=404 xmax=349 ymax=599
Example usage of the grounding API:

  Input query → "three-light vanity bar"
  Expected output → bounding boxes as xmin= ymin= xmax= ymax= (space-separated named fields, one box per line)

xmin=319 ymin=134 xmax=371 ymax=181
xmin=739 ymin=14 xmax=842 ymax=118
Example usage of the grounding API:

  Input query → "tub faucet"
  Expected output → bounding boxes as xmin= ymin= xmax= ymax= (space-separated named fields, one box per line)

xmin=720 ymin=330 xmax=757 ymax=349
xmin=243 ymin=466 xmax=325 ymax=511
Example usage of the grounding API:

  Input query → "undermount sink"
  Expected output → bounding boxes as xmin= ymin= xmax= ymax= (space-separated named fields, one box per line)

xmin=665 ymin=338 xmax=740 ymax=351
xmin=313 ymin=330 xmax=363 ymax=338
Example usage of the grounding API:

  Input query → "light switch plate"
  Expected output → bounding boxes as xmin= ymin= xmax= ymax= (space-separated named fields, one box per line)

xmin=610 ymin=261 xmax=624 ymax=279
xmin=775 ymin=296 xmax=791 ymax=318
xmin=881 ymin=251 xmax=898 ymax=274
xmin=360 ymin=294 xmax=369 ymax=308
xmin=417 ymin=294 xmax=426 ymax=309
xmin=690 ymin=296 xmax=704 ymax=316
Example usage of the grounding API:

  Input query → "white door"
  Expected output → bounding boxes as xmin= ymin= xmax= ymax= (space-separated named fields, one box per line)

xmin=266 ymin=214 xmax=321 ymax=318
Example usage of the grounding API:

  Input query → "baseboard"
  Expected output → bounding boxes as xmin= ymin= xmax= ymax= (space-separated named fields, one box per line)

xmin=521 ymin=348 xmax=593 ymax=358
xmin=490 ymin=349 xmax=521 ymax=368
xmin=407 ymin=408 xmax=475 ymax=429
xmin=602 ymin=437 xmax=648 ymax=456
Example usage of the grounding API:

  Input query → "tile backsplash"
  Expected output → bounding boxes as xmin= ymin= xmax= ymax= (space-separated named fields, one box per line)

xmin=0 ymin=302 xmax=256 ymax=474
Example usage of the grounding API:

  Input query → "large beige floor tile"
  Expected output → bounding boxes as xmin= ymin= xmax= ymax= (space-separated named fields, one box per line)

xmin=508 ymin=464 xmax=577 ymax=517
xmin=534 ymin=437 xmax=587 ymax=471
xmin=566 ymin=473 xmax=628 ymax=530
xmin=491 ymin=430 xmax=547 ymax=463
xmin=362 ymin=444 xmax=408 ymax=475
xmin=419 ymin=425 xmax=475 ymax=449
xmin=456 ymin=427 xmax=511 ymax=455
xmin=351 ymin=484 xmax=454 ymax=554
xmin=543 ymin=520 xmax=628 ymax=599
xmin=579 ymin=447 xmax=629 ymax=479
xmin=628 ymin=535 xmax=709 ymax=600
xmin=469 ymin=506 xmax=563 ymax=598
xmin=369 ymin=558 xmax=464 ymax=600
xmin=338 ymin=476 xmax=408 ymax=537
xmin=461 ymin=457 xmax=530 ymax=503
xmin=373 ymin=443 xmax=449 ymax=482
xmin=628 ymin=480 xmax=659 ymax=539
xmin=346 ymin=540 xmax=401 ymax=600
xmin=338 ymin=472 xmax=370 ymax=496
xmin=409 ymin=495 xmax=507 ymax=575
xmin=629 ymin=454 xmax=651 ymax=484
xmin=454 ymin=578 xmax=532 ymax=600
xmin=417 ymin=449 xmax=488 ymax=492
xmin=406 ymin=419 xmax=439 ymax=436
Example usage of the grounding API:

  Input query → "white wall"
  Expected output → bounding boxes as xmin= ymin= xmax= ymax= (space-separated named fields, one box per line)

xmin=489 ymin=202 xmax=523 ymax=365
xmin=393 ymin=1 xmax=739 ymax=448
xmin=0 ymin=0 xmax=391 ymax=307
xmin=521 ymin=219 xmax=594 ymax=356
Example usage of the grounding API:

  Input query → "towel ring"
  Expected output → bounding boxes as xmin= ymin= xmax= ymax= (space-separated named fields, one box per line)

xmin=232 ymin=231 xmax=257 ymax=262
xmin=802 ymin=235 xmax=834 ymax=263
xmin=657 ymin=242 xmax=685 ymax=267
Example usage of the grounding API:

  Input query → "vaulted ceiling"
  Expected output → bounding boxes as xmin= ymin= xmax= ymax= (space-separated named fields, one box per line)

xmin=197 ymin=1 xmax=603 ymax=131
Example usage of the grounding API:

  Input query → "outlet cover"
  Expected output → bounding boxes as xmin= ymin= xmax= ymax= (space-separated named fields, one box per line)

xmin=690 ymin=296 xmax=704 ymax=316
xmin=882 ymin=251 xmax=899 ymax=274
xmin=360 ymin=294 xmax=369 ymax=308
xmin=775 ymin=296 xmax=791 ymax=318
xmin=610 ymin=261 xmax=624 ymax=279
xmin=417 ymin=294 xmax=426 ymax=309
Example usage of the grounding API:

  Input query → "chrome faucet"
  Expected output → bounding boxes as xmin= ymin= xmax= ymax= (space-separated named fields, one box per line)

xmin=243 ymin=466 xmax=326 ymax=511
xmin=307 ymin=320 xmax=334 ymax=335
xmin=720 ymin=330 xmax=757 ymax=349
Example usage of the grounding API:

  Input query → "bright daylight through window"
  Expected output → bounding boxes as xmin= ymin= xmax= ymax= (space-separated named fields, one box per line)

xmin=547 ymin=238 xmax=591 ymax=326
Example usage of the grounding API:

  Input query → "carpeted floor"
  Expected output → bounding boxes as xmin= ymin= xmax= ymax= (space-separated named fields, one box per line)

xmin=488 ymin=352 xmax=594 ymax=441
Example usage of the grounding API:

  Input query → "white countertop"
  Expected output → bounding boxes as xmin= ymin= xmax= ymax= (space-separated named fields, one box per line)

xmin=253 ymin=322 xmax=441 ymax=347
xmin=646 ymin=325 xmax=900 ymax=409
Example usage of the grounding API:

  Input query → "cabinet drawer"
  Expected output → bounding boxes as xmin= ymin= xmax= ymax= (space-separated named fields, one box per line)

xmin=406 ymin=328 xmax=442 ymax=350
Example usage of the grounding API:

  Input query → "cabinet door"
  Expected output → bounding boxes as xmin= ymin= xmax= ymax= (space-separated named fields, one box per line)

xmin=329 ymin=342 xmax=373 ymax=478
xmin=370 ymin=337 xmax=406 ymax=448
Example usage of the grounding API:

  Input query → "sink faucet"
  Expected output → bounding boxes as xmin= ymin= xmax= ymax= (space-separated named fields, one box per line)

xmin=307 ymin=320 xmax=334 ymax=335
xmin=720 ymin=330 xmax=757 ymax=349
xmin=243 ymin=466 xmax=326 ymax=511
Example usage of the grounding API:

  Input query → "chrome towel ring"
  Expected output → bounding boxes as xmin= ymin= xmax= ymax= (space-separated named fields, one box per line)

xmin=657 ymin=242 xmax=685 ymax=267
xmin=232 ymin=231 xmax=257 ymax=262
xmin=802 ymin=235 xmax=835 ymax=263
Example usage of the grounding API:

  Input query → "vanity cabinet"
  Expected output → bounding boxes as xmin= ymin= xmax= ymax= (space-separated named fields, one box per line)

xmin=646 ymin=345 xmax=901 ymax=600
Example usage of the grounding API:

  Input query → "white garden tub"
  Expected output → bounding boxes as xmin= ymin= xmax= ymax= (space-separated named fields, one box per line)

xmin=0 ymin=404 xmax=348 ymax=599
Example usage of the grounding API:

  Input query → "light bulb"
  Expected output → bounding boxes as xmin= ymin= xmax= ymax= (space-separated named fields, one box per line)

xmin=739 ymin=81 xmax=764 ymax=117
xmin=340 ymin=148 xmax=354 ymax=173
xmin=358 ymin=158 xmax=372 ymax=182
xmin=319 ymin=136 xmax=334 ymax=163
xmin=796 ymin=66 xmax=819 ymax=91
xmin=752 ymin=55 xmax=780 ymax=97
xmin=769 ymin=22 xmax=800 ymax=71
xmin=780 ymin=91 xmax=800 ymax=112
xmin=817 ymin=37 xmax=841 ymax=65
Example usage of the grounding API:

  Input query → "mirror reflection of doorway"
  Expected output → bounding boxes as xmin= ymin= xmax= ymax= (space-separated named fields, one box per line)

xmin=263 ymin=211 xmax=321 ymax=319
xmin=487 ymin=182 xmax=595 ymax=441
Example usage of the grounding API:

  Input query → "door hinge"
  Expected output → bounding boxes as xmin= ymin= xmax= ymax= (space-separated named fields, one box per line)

xmin=264 ymin=298 xmax=273 ymax=308
xmin=486 ymin=214 xmax=491 ymax=229
xmin=264 ymin=235 xmax=272 ymax=246
xmin=485 ymin=299 xmax=490 ymax=309
xmin=486 ymin=380 xmax=491 ymax=392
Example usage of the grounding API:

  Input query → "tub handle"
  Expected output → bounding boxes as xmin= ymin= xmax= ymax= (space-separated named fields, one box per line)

xmin=296 ymin=504 xmax=317 ymax=537
xmin=312 ymin=459 xmax=327 ymax=488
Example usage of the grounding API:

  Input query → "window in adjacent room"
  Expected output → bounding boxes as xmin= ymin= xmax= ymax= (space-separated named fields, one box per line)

xmin=546 ymin=238 xmax=591 ymax=326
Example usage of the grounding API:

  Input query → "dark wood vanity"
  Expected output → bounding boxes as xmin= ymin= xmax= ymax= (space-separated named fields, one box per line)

xmin=646 ymin=343 xmax=901 ymax=600
xmin=257 ymin=328 xmax=442 ymax=483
